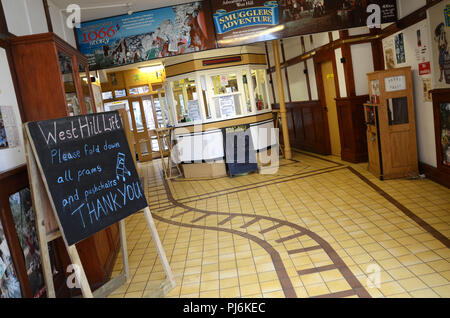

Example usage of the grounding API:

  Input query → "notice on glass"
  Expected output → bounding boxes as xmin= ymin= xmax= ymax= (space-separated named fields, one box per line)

xmin=187 ymin=100 xmax=201 ymax=122
xmin=0 ymin=105 xmax=20 ymax=149
xmin=219 ymin=95 xmax=236 ymax=117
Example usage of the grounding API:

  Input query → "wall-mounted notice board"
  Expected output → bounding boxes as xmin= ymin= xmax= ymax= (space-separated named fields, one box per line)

xmin=25 ymin=111 xmax=148 ymax=246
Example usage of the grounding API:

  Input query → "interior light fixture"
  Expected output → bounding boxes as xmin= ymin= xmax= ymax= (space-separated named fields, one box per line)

xmin=139 ymin=65 xmax=164 ymax=73
xmin=77 ymin=2 xmax=134 ymax=15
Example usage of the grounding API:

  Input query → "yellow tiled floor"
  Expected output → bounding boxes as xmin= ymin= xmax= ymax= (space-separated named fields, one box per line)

xmin=109 ymin=150 xmax=450 ymax=298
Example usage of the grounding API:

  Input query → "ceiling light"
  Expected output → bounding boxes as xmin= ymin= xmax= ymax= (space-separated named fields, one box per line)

xmin=139 ymin=65 xmax=164 ymax=73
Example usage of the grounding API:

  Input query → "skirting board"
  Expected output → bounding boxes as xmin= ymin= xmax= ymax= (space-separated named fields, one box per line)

xmin=419 ymin=162 xmax=450 ymax=189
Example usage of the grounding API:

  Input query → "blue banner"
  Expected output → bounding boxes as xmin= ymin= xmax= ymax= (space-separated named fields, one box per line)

xmin=76 ymin=1 xmax=214 ymax=70
xmin=213 ymin=1 xmax=279 ymax=34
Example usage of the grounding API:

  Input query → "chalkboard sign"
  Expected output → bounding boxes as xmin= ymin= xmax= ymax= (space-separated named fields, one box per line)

xmin=26 ymin=111 xmax=148 ymax=246
xmin=222 ymin=124 xmax=258 ymax=178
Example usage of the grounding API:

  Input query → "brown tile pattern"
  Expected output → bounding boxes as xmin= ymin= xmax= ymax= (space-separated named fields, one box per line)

xmin=109 ymin=150 xmax=450 ymax=298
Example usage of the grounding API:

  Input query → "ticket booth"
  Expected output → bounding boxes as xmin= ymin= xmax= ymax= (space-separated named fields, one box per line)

xmin=364 ymin=67 xmax=419 ymax=180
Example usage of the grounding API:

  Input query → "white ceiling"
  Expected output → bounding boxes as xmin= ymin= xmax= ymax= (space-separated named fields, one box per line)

xmin=52 ymin=0 xmax=197 ymax=21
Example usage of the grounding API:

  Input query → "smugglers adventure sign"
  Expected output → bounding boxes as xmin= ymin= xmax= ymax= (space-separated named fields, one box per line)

xmin=212 ymin=0 xmax=398 ymax=48
xmin=76 ymin=1 xmax=215 ymax=70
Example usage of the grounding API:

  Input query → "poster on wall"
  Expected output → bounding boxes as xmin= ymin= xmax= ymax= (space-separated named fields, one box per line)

xmin=212 ymin=0 xmax=398 ymax=48
xmin=395 ymin=33 xmax=406 ymax=64
xmin=76 ymin=1 xmax=216 ymax=70
xmin=384 ymin=38 xmax=396 ymax=69
xmin=0 ymin=220 xmax=22 ymax=298
xmin=415 ymin=26 xmax=429 ymax=64
xmin=0 ymin=106 xmax=20 ymax=150
xmin=429 ymin=1 xmax=450 ymax=88
xmin=9 ymin=188 xmax=45 ymax=298
xmin=422 ymin=77 xmax=432 ymax=102
xmin=0 ymin=108 xmax=7 ymax=149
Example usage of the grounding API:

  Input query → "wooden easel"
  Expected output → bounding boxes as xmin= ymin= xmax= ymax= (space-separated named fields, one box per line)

xmin=23 ymin=113 xmax=176 ymax=298
xmin=272 ymin=110 xmax=285 ymax=158
xmin=155 ymin=127 xmax=182 ymax=180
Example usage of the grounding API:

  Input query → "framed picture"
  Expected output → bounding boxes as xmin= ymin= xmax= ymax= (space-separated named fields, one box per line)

xmin=0 ymin=218 xmax=22 ymax=298
xmin=431 ymin=89 xmax=450 ymax=187
xmin=395 ymin=33 xmax=406 ymax=64
xmin=428 ymin=2 xmax=450 ymax=88
xmin=8 ymin=188 xmax=45 ymax=298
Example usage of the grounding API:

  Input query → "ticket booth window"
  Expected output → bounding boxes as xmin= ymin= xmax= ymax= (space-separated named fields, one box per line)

xmin=252 ymin=69 xmax=269 ymax=111
xmin=171 ymin=77 xmax=199 ymax=123
xmin=387 ymin=97 xmax=409 ymax=126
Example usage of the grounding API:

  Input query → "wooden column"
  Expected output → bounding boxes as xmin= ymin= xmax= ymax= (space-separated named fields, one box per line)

xmin=272 ymin=40 xmax=292 ymax=160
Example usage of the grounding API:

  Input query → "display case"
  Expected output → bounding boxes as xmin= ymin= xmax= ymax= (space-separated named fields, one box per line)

xmin=430 ymin=89 xmax=450 ymax=188
xmin=10 ymin=33 xmax=96 ymax=122
xmin=10 ymin=33 xmax=118 ymax=297
xmin=165 ymin=65 xmax=271 ymax=126
xmin=365 ymin=67 xmax=419 ymax=180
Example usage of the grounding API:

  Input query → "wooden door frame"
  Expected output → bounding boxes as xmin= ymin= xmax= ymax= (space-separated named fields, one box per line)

xmin=143 ymin=94 xmax=161 ymax=160
xmin=313 ymin=49 xmax=340 ymax=156
xmin=128 ymin=97 xmax=153 ymax=162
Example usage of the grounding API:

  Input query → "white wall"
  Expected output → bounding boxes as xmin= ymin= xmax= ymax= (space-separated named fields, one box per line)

xmin=397 ymin=0 xmax=427 ymax=19
xmin=306 ymin=58 xmax=318 ymax=100
xmin=287 ymin=63 xmax=309 ymax=102
xmin=1 ymin=0 xmax=48 ymax=36
xmin=382 ymin=19 xmax=437 ymax=167
xmin=1 ymin=0 xmax=76 ymax=48
xmin=312 ymin=32 xmax=330 ymax=48
xmin=335 ymin=48 xmax=347 ymax=98
xmin=0 ymin=48 xmax=26 ymax=172
xmin=47 ymin=0 xmax=77 ymax=48
xmin=351 ymin=43 xmax=375 ymax=96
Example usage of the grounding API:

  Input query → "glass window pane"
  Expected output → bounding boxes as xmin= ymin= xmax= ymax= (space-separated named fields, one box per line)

xmin=153 ymin=98 xmax=166 ymax=128
xmin=129 ymin=85 xmax=150 ymax=95
xmin=211 ymin=73 xmax=239 ymax=95
xmin=214 ymin=94 xmax=242 ymax=118
xmin=102 ymin=91 xmax=113 ymax=100
xmin=365 ymin=106 xmax=376 ymax=126
xmin=143 ymin=99 xmax=155 ymax=130
xmin=242 ymin=71 xmax=252 ymax=113
xmin=170 ymin=78 xmax=198 ymax=123
xmin=159 ymin=93 xmax=171 ymax=126
xmin=387 ymin=97 xmax=409 ymax=125
xmin=115 ymin=89 xmax=127 ymax=98
xmin=252 ymin=69 xmax=269 ymax=111
xmin=131 ymin=101 xmax=144 ymax=130
xmin=78 ymin=64 xmax=95 ymax=114
xmin=200 ymin=75 xmax=211 ymax=119
xmin=58 ymin=52 xmax=81 ymax=116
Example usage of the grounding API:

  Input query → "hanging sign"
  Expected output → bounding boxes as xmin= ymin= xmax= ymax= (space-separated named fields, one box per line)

xmin=213 ymin=1 xmax=279 ymax=35
xmin=212 ymin=0 xmax=398 ymax=48
xmin=76 ymin=1 xmax=215 ymax=70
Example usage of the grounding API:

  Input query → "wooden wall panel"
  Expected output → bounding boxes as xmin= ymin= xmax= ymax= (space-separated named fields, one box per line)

xmin=336 ymin=95 xmax=369 ymax=163
xmin=274 ymin=101 xmax=330 ymax=155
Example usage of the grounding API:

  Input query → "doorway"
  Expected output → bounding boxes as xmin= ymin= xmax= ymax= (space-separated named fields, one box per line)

xmin=320 ymin=60 xmax=341 ymax=157
xmin=128 ymin=95 xmax=169 ymax=162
